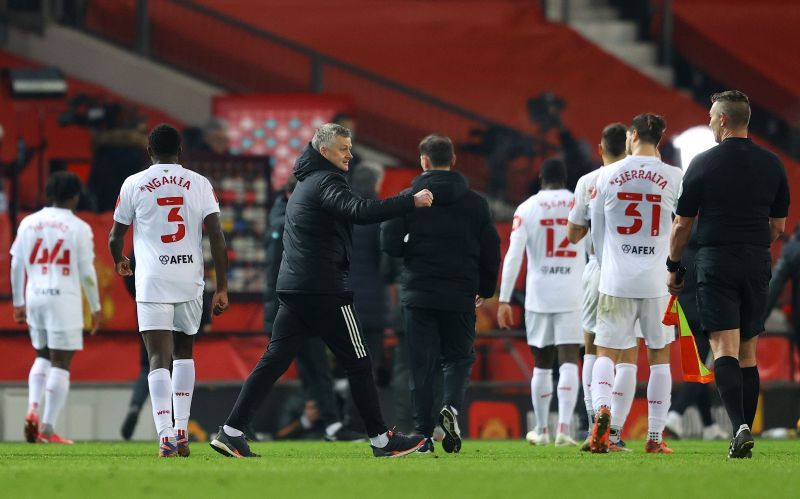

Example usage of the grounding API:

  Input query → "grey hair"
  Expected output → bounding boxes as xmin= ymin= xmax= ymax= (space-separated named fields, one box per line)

xmin=312 ymin=123 xmax=351 ymax=152
xmin=351 ymin=161 xmax=384 ymax=196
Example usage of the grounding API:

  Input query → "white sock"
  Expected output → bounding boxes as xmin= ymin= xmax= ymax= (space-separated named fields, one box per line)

xmin=223 ymin=424 xmax=243 ymax=437
xmin=610 ymin=362 xmax=637 ymax=441
xmin=531 ymin=368 xmax=553 ymax=431
xmin=557 ymin=363 xmax=579 ymax=434
xmin=172 ymin=359 xmax=195 ymax=434
xmin=325 ymin=421 xmax=343 ymax=436
xmin=42 ymin=367 xmax=70 ymax=430
xmin=370 ymin=432 xmax=389 ymax=448
xmin=147 ymin=368 xmax=174 ymax=440
xmin=647 ymin=363 xmax=672 ymax=443
xmin=28 ymin=357 xmax=51 ymax=412
xmin=591 ymin=356 xmax=615 ymax=412
xmin=582 ymin=354 xmax=596 ymax=425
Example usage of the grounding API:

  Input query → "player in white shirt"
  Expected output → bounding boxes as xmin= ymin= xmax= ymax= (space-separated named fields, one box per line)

xmin=567 ymin=123 xmax=640 ymax=452
xmin=587 ymin=114 xmax=683 ymax=454
xmin=11 ymin=172 xmax=102 ymax=444
xmin=498 ymin=159 xmax=586 ymax=447
xmin=109 ymin=124 xmax=229 ymax=458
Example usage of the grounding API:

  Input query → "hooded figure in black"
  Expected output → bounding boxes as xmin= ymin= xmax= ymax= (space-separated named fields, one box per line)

xmin=213 ymin=124 xmax=433 ymax=459
xmin=381 ymin=134 xmax=500 ymax=454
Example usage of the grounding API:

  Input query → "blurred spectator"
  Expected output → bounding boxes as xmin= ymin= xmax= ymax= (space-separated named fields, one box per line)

xmin=87 ymin=127 xmax=148 ymax=212
xmin=183 ymin=118 xmax=230 ymax=155
xmin=347 ymin=161 xmax=390 ymax=381
xmin=764 ymin=225 xmax=800 ymax=354
xmin=262 ymin=174 xmax=364 ymax=442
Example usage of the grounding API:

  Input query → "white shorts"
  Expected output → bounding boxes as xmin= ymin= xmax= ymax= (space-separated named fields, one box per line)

xmin=30 ymin=328 xmax=83 ymax=351
xmin=595 ymin=294 xmax=674 ymax=350
xmin=524 ymin=310 xmax=583 ymax=348
xmin=137 ymin=297 xmax=203 ymax=334
xmin=581 ymin=258 xmax=601 ymax=333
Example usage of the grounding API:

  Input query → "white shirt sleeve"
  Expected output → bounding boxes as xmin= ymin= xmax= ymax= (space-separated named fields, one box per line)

xmin=113 ymin=180 xmax=134 ymax=225
xmin=10 ymin=253 xmax=26 ymax=307
xmin=498 ymin=209 xmax=528 ymax=303
xmin=568 ymin=176 xmax=588 ymax=226
xmin=201 ymin=178 xmax=221 ymax=219
xmin=589 ymin=174 xmax=606 ymax=264
xmin=77 ymin=224 xmax=101 ymax=313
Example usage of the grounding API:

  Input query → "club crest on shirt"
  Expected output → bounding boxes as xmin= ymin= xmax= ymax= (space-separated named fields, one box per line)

xmin=512 ymin=215 xmax=522 ymax=231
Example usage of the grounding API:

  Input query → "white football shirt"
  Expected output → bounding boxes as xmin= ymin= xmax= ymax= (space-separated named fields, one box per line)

xmin=590 ymin=155 xmax=683 ymax=298
xmin=10 ymin=207 xmax=100 ymax=330
xmin=499 ymin=189 xmax=586 ymax=313
xmin=568 ymin=168 xmax=603 ymax=258
xmin=113 ymin=164 xmax=219 ymax=303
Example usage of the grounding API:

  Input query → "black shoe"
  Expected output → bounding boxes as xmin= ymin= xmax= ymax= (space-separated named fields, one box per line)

xmin=728 ymin=425 xmax=754 ymax=459
xmin=439 ymin=405 xmax=462 ymax=454
xmin=371 ymin=431 xmax=425 ymax=458
xmin=120 ymin=411 xmax=138 ymax=441
xmin=417 ymin=437 xmax=435 ymax=454
xmin=325 ymin=426 xmax=367 ymax=442
xmin=210 ymin=426 xmax=260 ymax=458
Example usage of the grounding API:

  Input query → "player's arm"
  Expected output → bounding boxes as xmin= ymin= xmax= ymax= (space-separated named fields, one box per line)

xmin=769 ymin=159 xmax=790 ymax=243
xmin=567 ymin=222 xmax=588 ymax=244
xmin=10 ymin=250 xmax=26 ymax=323
xmin=567 ymin=178 xmax=589 ymax=244
xmin=497 ymin=214 xmax=527 ymax=329
xmin=588 ymin=183 xmax=606 ymax=264
xmin=78 ymin=226 xmax=102 ymax=335
xmin=108 ymin=222 xmax=133 ymax=276
xmin=204 ymin=212 xmax=229 ymax=316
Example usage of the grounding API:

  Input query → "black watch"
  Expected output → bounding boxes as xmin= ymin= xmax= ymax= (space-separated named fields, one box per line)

xmin=666 ymin=257 xmax=682 ymax=273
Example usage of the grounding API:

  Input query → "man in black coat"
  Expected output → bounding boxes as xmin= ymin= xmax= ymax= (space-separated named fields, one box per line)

xmin=212 ymin=123 xmax=433 ymax=458
xmin=263 ymin=175 xmax=361 ymax=441
xmin=381 ymin=134 xmax=501 ymax=454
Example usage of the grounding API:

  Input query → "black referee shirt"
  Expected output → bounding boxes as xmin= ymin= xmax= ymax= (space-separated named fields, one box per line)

xmin=676 ymin=137 xmax=790 ymax=247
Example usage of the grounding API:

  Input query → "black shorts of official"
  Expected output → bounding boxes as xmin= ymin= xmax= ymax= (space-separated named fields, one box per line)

xmin=694 ymin=245 xmax=771 ymax=339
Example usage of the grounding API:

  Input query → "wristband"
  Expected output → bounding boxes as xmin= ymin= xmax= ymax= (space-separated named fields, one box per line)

xmin=666 ymin=257 xmax=681 ymax=273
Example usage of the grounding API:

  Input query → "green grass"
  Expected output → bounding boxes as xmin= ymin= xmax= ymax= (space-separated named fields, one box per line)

xmin=1 ymin=440 xmax=798 ymax=499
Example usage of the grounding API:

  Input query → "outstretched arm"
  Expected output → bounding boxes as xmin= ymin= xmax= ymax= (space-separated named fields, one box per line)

xmin=319 ymin=176 xmax=431 ymax=224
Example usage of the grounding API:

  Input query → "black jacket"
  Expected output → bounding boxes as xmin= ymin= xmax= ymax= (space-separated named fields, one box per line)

xmin=347 ymin=192 xmax=390 ymax=330
xmin=381 ymin=170 xmax=501 ymax=312
xmin=276 ymin=144 xmax=415 ymax=294
xmin=264 ymin=193 xmax=288 ymax=332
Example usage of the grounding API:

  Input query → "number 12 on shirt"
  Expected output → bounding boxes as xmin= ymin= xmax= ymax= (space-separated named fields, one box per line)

xmin=540 ymin=218 xmax=576 ymax=258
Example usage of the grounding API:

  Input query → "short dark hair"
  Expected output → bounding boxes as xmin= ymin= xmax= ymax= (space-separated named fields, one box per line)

xmin=419 ymin=134 xmax=454 ymax=167
xmin=630 ymin=113 xmax=666 ymax=145
xmin=711 ymin=90 xmax=751 ymax=128
xmin=601 ymin=123 xmax=627 ymax=157
xmin=540 ymin=157 xmax=566 ymax=185
xmin=45 ymin=171 xmax=82 ymax=203
xmin=149 ymin=123 xmax=181 ymax=156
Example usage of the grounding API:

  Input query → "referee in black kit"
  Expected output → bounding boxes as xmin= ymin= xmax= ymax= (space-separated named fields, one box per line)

xmin=667 ymin=91 xmax=790 ymax=459
xmin=211 ymin=123 xmax=433 ymax=458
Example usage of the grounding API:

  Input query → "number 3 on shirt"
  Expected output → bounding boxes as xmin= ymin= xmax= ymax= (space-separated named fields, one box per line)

xmin=616 ymin=192 xmax=661 ymax=236
xmin=540 ymin=218 xmax=576 ymax=258
xmin=157 ymin=196 xmax=186 ymax=243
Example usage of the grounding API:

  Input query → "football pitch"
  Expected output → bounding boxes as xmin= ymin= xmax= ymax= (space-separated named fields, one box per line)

xmin=1 ymin=440 xmax=797 ymax=499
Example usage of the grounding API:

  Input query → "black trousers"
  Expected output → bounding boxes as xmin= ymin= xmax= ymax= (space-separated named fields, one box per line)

xmin=226 ymin=293 xmax=387 ymax=437
xmin=295 ymin=337 xmax=340 ymax=428
xmin=404 ymin=306 xmax=476 ymax=437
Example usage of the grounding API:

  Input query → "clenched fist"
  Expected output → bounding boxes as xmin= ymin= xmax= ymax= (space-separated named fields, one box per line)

xmin=413 ymin=189 xmax=434 ymax=208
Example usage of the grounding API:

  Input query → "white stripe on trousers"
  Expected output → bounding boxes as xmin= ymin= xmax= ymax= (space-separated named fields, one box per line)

xmin=341 ymin=305 xmax=366 ymax=358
